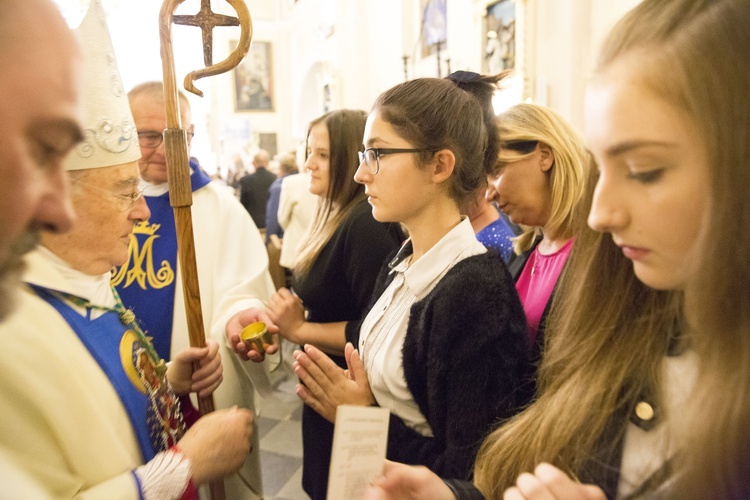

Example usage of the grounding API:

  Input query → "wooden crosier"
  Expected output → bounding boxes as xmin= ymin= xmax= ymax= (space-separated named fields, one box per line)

xmin=158 ymin=1 xmax=252 ymax=498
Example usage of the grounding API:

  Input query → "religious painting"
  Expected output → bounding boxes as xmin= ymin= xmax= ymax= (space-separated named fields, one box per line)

xmin=232 ymin=41 xmax=274 ymax=112
xmin=420 ymin=0 xmax=447 ymax=58
xmin=484 ymin=0 xmax=516 ymax=74
xmin=258 ymin=132 xmax=278 ymax=157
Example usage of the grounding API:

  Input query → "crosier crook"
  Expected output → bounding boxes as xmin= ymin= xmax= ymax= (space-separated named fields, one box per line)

xmin=157 ymin=1 xmax=253 ymax=498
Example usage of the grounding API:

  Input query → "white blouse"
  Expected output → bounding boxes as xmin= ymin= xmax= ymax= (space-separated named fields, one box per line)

xmin=617 ymin=351 xmax=697 ymax=497
xmin=358 ymin=218 xmax=486 ymax=437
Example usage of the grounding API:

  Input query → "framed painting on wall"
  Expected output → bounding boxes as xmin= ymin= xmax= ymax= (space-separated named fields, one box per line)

xmin=420 ymin=0 xmax=447 ymax=58
xmin=484 ymin=0 xmax=516 ymax=74
xmin=258 ymin=132 xmax=278 ymax=158
xmin=232 ymin=40 xmax=274 ymax=112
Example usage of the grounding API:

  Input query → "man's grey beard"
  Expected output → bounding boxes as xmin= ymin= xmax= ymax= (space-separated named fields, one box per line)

xmin=0 ymin=231 xmax=40 ymax=321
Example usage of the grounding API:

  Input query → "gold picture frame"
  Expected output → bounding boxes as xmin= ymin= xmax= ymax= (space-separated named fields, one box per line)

xmin=232 ymin=40 xmax=274 ymax=112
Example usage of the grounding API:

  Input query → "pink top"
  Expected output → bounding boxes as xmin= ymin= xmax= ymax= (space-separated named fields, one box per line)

xmin=515 ymin=238 xmax=574 ymax=346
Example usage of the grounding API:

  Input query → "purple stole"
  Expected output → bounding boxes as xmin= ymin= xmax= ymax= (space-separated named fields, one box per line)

xmin=29 ymin=284 xmax=185 ymax=460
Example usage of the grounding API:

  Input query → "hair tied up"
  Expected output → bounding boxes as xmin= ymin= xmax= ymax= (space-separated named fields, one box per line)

xmin=446 ymin=70 xmax=482 ymax=87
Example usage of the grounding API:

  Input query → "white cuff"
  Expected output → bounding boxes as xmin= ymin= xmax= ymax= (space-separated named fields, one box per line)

xmin=134 ymin=449 xmax=192 ymax=500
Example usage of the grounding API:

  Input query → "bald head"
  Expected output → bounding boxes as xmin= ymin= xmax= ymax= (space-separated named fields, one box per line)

xmin=0 ymin=0 xmax=73 ymax=53
xmin=253 ymin=150 xmax=270 ymax=168
xmin=128 ymin=81 xmax=193 ymax=127
xmin=128 ymin=81 xmax=195 ymax=184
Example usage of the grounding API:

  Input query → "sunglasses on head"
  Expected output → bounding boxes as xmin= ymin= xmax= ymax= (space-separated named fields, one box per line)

xmin=503 ymin=140 xmax=539 ymax=154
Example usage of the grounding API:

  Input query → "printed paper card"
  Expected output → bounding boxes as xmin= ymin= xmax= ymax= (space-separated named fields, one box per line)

xmin=326 ymin=405 xmax=390 ymax=499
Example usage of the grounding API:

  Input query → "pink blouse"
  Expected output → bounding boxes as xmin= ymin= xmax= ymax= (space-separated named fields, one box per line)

xmin=515 ymin=239 xmax=574 ymax=345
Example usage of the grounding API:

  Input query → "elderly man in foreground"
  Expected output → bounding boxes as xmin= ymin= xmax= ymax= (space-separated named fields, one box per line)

xmin=0 ymin=0 xmax=81 ymax=495
xmin=0 ymin=2 xmax=252 ymax=497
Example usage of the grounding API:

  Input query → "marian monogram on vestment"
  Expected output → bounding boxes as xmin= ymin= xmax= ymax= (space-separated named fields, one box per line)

xmin=111 ymin=221 xmax=175 ymax=289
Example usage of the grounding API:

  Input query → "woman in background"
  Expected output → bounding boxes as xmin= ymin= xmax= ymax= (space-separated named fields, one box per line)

xmin=277 ymin=144 xmax=318 ymax=271
xmin=268 ymin=109 xmax=403 ymax=500
xmin=461 ymin=182 xmax=515 ymax=261
xmin=489 ymin=103 xmax=591 ymax=367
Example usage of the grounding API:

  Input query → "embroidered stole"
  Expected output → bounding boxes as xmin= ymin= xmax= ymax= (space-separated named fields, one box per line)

xmin=113 ymin=164 xmax=211 ymax=360
xmin=30 ymin=285 xmax=185 ymax=461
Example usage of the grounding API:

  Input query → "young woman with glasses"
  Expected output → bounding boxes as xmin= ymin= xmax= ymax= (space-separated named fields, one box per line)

xmin=265 ymin=109 xmax=404 ymax=500
xmin=288 ymin=72 xmax=531 ymax=483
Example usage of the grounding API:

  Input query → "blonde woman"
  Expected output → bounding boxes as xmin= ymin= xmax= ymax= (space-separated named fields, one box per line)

xmin=489 ymin=103 xmax=591 ymax=366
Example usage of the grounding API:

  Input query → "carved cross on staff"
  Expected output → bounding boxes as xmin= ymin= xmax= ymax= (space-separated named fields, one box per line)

xmin=158 ymin=1 xmax=253 ymax=499
xmin=173 ymin=0 xmax=240 ymax=66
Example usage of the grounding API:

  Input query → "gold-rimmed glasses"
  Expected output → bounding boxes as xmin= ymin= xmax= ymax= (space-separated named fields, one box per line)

xmin=72 ymin=181 xmax=146 ymax=212
xmin=358 ymin=147 xmax=434 ymax=175
xmin=137 ymin=130 xmax=194 ymax=149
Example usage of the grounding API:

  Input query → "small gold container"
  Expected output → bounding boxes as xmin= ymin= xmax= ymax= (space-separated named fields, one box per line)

xmin=240 ymin=321 xmax=273 ymax=353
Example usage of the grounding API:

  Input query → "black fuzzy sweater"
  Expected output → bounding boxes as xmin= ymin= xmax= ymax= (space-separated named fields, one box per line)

xmin=347 ymin=250 xmax=531 ymax=480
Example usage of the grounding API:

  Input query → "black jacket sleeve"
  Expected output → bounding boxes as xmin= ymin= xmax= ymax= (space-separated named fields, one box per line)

xmin=443 ymin=479 xmax=486 ymax=500
xmin=341 ymin=203 xmax=402 ymax=314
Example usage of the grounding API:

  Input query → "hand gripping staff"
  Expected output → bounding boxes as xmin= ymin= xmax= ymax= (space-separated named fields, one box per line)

xmin=158 ymin=1 xmax=252 ymax=498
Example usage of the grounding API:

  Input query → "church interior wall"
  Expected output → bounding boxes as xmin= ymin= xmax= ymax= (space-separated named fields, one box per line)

xmin=86 ymin=0 xmax=643 ymax=176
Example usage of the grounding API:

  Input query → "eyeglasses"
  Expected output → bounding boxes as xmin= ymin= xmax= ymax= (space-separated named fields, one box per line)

xmin=357 ymin=148 xmax=434 ymax=175
xmin=137 ymin=130 xmax=194 ymax=149
xmin=73 ymin=181 xmax=146 ymax=212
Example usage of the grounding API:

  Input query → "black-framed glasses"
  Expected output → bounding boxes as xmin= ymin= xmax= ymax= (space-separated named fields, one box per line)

xmin=137 ymin=130 xmax=194 ymax=149
xmin=357 ymin=148 xmax=433 ymax=175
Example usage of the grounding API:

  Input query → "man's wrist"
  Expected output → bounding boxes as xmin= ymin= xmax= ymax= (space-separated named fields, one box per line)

xmin=134 ymin=446 xmax=195 ymax=500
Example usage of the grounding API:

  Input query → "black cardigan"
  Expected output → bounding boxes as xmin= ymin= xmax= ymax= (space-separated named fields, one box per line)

xmin=347 ymin=250 xmax=530 ymax=480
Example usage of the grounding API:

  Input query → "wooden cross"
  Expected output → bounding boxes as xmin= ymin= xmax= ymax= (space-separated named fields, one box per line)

xmin=173 ymin=0 xmax=240 ymax=66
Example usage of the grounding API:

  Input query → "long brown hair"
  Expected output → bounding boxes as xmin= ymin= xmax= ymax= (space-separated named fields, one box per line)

xmin=600 ymin=1 xmax=750 ymax=497
xmin=372 ymin=72 xmax=505 ymax=207
xmin=474 ymin=162 xmax=681 ymax=497
xmin=294 ymin=109 xmax=367 ymax=277
xmin=476 ymin=0 xmax=750 ymax=497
